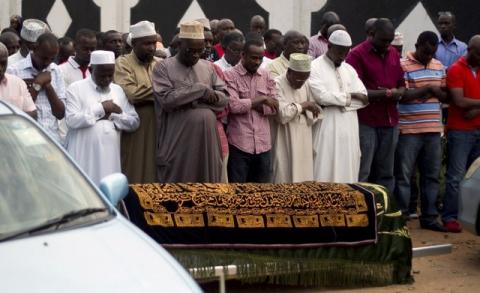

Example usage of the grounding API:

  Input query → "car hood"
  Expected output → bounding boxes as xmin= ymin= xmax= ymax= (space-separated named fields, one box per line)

xmin=0 ymin=217 xmax=201 ymax=293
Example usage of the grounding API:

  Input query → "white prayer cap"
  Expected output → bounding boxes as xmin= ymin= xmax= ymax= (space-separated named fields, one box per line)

xmin=391 ymin=31 xmax=404 ymax=46
xmin=126 ymin=33 xmax=132 ymax=46
xmin=288 ymin=53 xmax=311 ymax=72
xmin=130 ymin=20 xmax=156 ymax=39
xmin=328 ymin=30 xmax=352 ymax=47
xmin=90 ymin=50 xmax=115 ymax=65
xmin=20 ymin=19 xmax=50 ymax=42
xmin=179 ymin=21 xmax=204 ymax=39
xmin=195 ymin=18 xmax=211 ymax=30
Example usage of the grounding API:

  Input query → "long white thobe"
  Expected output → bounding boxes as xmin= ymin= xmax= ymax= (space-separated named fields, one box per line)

xmin=272 ymin=74 xmax=321 ymax=183
xmin=65 ymin=77 xmax=139 ymax=185
xmin=310 ymin=54 xmax=367 ymax=183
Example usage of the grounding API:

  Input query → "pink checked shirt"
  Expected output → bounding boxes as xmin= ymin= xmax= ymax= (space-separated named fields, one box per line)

xmin=223 ymin=63 xmax=277 ymax=155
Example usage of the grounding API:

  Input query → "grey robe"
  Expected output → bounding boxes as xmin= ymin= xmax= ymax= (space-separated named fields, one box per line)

xmin=152 ymin=56 xmax=229 ymax=183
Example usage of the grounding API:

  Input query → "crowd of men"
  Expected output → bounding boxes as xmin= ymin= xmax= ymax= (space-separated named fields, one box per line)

xmin=0 ymin=11 xmax=479 ymax=234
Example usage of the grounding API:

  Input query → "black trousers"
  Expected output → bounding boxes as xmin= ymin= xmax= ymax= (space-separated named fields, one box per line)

xmin=227 ymin=144 xmax=271 ymax=183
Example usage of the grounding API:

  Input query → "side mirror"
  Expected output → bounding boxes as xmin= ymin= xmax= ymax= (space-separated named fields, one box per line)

xmin=99 ymin=173 xmax=129 ymax=206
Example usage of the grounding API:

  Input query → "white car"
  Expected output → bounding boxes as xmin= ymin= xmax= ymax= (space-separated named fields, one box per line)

xmin=0 ymin=101 xmax=201 ymax=293
xmin=459 ymin=157 xmax=480 ymax=235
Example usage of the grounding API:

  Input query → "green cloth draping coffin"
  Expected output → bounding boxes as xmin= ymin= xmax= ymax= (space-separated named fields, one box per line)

xmin=125 ymin=182 xmax=412 ymax=287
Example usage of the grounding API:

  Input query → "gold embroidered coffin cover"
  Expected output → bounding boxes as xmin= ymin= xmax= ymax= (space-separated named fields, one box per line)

xmin=126 ymin=182 xmax=377 ymax=248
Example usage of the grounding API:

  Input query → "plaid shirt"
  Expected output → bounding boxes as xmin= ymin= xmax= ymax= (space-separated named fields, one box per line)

xmin=8 ymin=54 xmax=66 ymax=143
xmin=224 ymin=63 xmax=277 ymax=154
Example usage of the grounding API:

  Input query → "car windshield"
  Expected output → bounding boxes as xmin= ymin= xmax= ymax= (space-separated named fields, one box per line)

xmin=0 ymin=115 xmax=108 ymax=238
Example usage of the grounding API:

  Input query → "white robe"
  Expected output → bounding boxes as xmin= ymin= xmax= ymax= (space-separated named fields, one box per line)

xmin=310 ymin=55 xmax=367 ymax=183
xmin=65 ymin=77 xmax=139 ymax=185
xmin=272 ymin=74 xmax=321 ymax=183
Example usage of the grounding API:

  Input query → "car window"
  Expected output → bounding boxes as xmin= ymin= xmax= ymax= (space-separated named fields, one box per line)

xmin=0 ymin=115 xmax=107 ymax=237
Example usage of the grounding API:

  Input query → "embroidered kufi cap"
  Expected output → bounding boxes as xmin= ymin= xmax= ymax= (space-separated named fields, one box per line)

xmin=179 ymin=21 xmax=204 ymax=39
xmin=328 ymin=30 xmax=352 ymax=47
xmin=288 ymin=53 xmax=311 ymax=72
xmin=130 ymin=20 xmax=156 ymax=39
xmin=20 ymin=19 xmax=50 ymax=42
xmin=90 ymin=50 xmax=115 ymax=65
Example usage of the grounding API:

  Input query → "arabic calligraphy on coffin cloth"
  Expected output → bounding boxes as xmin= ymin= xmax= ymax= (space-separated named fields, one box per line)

xmin=128 ymin=182 xmax=377 ymax=247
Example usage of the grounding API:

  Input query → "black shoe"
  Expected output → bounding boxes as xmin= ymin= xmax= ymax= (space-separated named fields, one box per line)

xmin=420 ymin=221 xmax=448 ymax=232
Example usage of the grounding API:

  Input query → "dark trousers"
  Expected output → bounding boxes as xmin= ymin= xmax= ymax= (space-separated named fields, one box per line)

xmin=394 ymin=133 xmax=442 ymax=224
xmin=227 ymin=144 xmax=271 ymax=183
xmin=358 ymin=124 xmax=399 ymax=193
xmin=442 ymin=129 xmax=480 ymax=222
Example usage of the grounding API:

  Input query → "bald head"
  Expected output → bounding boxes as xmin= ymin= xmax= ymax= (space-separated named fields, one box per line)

xmin=320 ymin=11 xmax=341 ymax=36
xmin=219 ymin=19 xmax=235 ymax=31
xmin=283 ymin=30 xmax=304 ymax=44
xmin=327 ymin=24 xmax=346 ymax=38
xmin=468 ymin=35 xmax=480 ymax=48
xmin=210 ymin=19 xmax=219 ymax=29
xmin=365 ymin=18 xmax=377 ymax=38
xmin=371 ymin=18 xmax=395 ymax=55
xmin=210 ymin=19 xmax=219 ymax=36
xmin=467 ymin=35 xmax=480 ymax=67
xmin=0 ymin=31 xmax=20 ymax=56
xmin=218 ymin=19 xmax=235 ymax=41
xmin=283 ymin=30 xmax=308 ymax=59
xmin=373 ymin=18 xmax=395 ymax=35
xmin=250 ymin=15 xmax=266 ymax=35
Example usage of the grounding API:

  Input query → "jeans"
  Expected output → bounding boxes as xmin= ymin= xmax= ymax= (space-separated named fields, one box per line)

xmin=442 ymin=129 xmax=480 ymax=222
xmin=394 ymin=133 xmax=442 ymax=223
xmin=359 ymin=124 xmax=399 ymax=193
xmin=227 ymin=145 xmax=272 ymax=183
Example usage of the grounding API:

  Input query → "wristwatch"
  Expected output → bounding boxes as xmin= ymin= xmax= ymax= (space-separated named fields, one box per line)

xmin=385 ymin=89 xmax=393 ymax=97
xmin=32 ymin=83 xmax=42 ymax=92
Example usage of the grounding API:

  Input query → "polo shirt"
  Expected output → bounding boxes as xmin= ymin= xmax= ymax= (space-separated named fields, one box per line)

xmin=346 ymin=40 xmax=405 ymax=127
xmin=398 ymin=52 xmax=446 ymax=134
xmin=446 ymin=56 xmax=480 ymax=130
xmin=58 ymin=56 xmax=90 ymax=87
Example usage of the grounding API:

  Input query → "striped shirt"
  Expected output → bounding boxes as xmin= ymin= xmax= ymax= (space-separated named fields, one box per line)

xmin=399 ymin=52 xmax=446 ymax=134
xmin=7 ymin=54 xmax=66 ymax=143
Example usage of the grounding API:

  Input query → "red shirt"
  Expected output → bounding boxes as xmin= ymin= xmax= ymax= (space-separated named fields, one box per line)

xmin=346 ymin=40 xmax=405 ymax=127
xmin=264 ymin=50 xmax=277 ymax=59
xmin=447 ymin=56 xmax=480 ymax=130
xmin=214 ymin=43 xmax=224 ymax=58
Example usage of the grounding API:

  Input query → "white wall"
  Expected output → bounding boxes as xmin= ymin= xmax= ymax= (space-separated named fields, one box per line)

xmin=0 ymin=0 xmax=438 ymax=53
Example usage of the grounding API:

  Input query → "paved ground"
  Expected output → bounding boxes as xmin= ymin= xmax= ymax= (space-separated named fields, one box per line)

xmin=201 ymin=221 xmax=480 ymax=293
